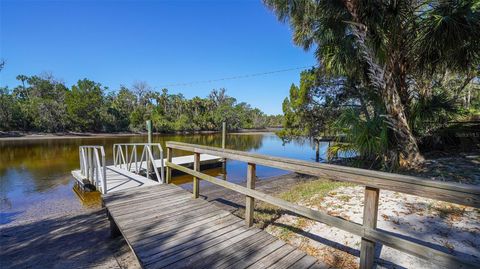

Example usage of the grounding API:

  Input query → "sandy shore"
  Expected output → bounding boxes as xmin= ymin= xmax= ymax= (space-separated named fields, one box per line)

xmin=267 ymin=185 xmax=480 ymax=269
xmin=0 ymin=132 xmax=146 ymax=141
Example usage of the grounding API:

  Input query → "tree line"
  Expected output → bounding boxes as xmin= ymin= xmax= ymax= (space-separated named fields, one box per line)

xmin=0 ymin=74 xmax=282 ymax=133
xmin=266 ymin=0 xmax=480 ymax=169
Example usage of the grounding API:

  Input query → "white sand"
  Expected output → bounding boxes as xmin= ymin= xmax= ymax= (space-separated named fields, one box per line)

xmin=267 ymin=186 xmax=480 ymax=269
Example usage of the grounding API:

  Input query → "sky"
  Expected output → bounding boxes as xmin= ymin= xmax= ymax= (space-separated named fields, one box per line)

xmin=0 ymin=0 xmax=316 ymax=115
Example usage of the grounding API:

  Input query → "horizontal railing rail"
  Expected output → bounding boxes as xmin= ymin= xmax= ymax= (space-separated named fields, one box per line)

xmin=166 ymin=142 xmax=480 ymax=207
xmin=165 ymin=141 xmax=479 ymax=269
xmin=113 ymin=143 xmax=164 ymax=183
xmin=79 ymin=145 xmax=107 ymax=194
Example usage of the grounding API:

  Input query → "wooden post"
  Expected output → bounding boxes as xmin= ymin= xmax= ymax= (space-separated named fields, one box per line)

xmin=146 ymin=120 xmax=154 ymax=179
xmin=193 ymin=152 xmax=200 ymax=198
xmin=245 ymin=163 xmax=256 ymax=227
xmin=146 ymin=120 xmax=152 ymax=144
xmin=166 ymin=147 xmax=172 ymax=184
xmin=107 ymin=210 xmax=120 ymax=238
xmin=315 ymin=139 xmax=320 ymax=162
xmin=221 ymin=121 xmax=227 ymax=180
xmin=222 ymin=121 xmax=226 ymax=149
xmin=360 ymin=186 xmax=380 ymax=269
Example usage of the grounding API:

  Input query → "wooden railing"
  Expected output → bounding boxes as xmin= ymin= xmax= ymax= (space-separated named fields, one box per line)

xmin=113 ymin=143 xmax=165 ymax=183
xmin=165 ymin=141 xmax=479 ymax=269
xmin=79 ymin=145 xmax=107 ymax=194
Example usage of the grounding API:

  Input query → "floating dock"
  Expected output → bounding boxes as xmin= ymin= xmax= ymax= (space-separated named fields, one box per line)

xmin=72 ymin=153 xmax=221 ymax=194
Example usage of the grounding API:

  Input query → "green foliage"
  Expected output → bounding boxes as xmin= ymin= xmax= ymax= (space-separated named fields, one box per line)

xmin=0 ymin=87 xmax=22 ymax=131
xmin=330 ymin=108 xmax=392 ymax=169
xmin=266 ymin=0 xmax=480 ymax=168
xmin=409 ymin=92 xmax=459 ymax=138
xmin=278 ymin=68 xmax=352 ymax=141
xmin=12 ymin=75 xmax=69 ymax=132
xmin=66 ymin=79 xmax=105 ymax=132
xmin=1 ymin=75 xmax=282 ymax=133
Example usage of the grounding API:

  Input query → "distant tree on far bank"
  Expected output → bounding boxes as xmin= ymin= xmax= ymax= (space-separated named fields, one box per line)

xmin=0 ymin=74 xmax=282 ymax=133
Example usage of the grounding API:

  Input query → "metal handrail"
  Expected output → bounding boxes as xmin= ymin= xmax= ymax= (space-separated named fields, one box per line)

xmin=79 ymin=145 xmax=107 ymax=194
xmin=113 ymin=143 xmax=165 ymax=183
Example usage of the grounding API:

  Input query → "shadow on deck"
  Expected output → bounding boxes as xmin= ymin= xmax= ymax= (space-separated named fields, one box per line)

xmin=0 ymin=209 xmax=139 ymax=269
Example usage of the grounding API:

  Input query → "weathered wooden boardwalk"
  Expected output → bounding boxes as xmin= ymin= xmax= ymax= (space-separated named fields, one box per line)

xmin=72 ymin=141 xmax=480 ymax=269
xmin=104 ymin=184 xmax=326 ymax=269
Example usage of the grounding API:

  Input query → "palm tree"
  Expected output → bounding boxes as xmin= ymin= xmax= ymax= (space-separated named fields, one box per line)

xmin=264 ymin=0 xmax=480 ymax=168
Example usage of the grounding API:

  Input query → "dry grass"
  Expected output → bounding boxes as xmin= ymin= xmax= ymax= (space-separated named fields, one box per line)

xmin=234 ymin=179 xmax=358 ymax=268
xmin=244 ymin=179 xmax=353 ymax=229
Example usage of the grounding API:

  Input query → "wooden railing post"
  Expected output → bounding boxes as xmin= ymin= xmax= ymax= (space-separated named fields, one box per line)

xmin=193 ymin=152 xmax=200 ymax=198
xmin=360 ymin=186 xmax=380 ymax=269
xmin=222 ymin=121 xmax=226 ymax=149
xmin=245 ymin=163 xmax=256 ymax=227
xmin=166 ymin=147 xmax=172 ymax=183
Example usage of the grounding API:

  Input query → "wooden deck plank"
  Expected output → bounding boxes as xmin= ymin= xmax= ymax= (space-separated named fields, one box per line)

xmin=115 ymin=201 xmax=211 ymax=227
xmin=103 ymin=184 xmax=321 ymax=269
xmin=198 ymin=232 xmax=277 ymax=269
xmin=107 ymin=195 xmax=203 ymax=218
xmin=289 ymin=254 xmax=320 ymax=269
xmin=104 ymin=187 xmax=186 ymax=206
xmin=108 ymin=191 xmax=201 ymax=215
xmin=121 ymin=205 xmax=223 ymax=231
xmin=139 ymin=221 xmax=249 ymax=264
xmin=308 ymin=262 xmax=330 ymax=269
xmin=125 ymin=210 xmax=231 ymax=239
xmin=104 ymin=181 xmax=178 ymax=199
xmin=266 ymin=249 xmax=307 ymax=269
xmin=245 ymin=244 xmax=296 ymax=269
xmin=134 ymin=215 xmax=242 ymax=249
xmin=112 ymin=198 xmax=209 ymax=222
xmin=126 ymin=211 xmax=234 ymax=243
xmin=221 ymin=238 xmax=286 ymax=269
xmin=153 ymin=228 xmax=262 ymax=268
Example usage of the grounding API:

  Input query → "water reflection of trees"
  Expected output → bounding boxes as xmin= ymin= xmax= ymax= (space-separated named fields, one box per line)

xmin=276 ymin=134 xmax=315 ymax=148
xmin=162 ymin=134 xmax=264 ymax=152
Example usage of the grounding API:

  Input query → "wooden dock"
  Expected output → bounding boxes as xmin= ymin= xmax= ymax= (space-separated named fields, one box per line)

xmin=70 ymin=141 xmax=480 ymax=269
xmin=104 ymin=183 xmax=326 ymax=269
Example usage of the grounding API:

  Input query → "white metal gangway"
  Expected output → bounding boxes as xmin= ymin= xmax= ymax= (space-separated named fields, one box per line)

xmin=72 ymin=142 xmax=221 ymax=194
xmin=74 ymin=143 xmax=164 ymax=194
xmin=78 ymin=145 xmax=107 ymax=194
xmin=113 ymin=143 xmax=165 ymax=183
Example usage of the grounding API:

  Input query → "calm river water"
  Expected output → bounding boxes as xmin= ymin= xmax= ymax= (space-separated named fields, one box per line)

xmin=0 ymin=132 xmax=332 ymax=225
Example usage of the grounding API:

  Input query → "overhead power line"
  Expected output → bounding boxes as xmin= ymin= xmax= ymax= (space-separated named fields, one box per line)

xmin=158 ymin=65 xmax=315 ymax=88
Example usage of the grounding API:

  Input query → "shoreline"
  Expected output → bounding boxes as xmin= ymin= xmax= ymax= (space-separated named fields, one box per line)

xmin=0 ymin=128 xmax=281 ymax=141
